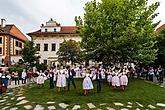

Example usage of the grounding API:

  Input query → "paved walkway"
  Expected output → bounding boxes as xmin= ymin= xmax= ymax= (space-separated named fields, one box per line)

xmin=8 ymin=80 xmax=27 ymax=89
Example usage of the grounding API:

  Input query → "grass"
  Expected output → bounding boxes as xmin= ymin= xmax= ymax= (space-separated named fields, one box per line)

xmin=21 ymin=78 xmax=165 ymax=110
xmin=0 ymin=78 xmax=164 ymax=110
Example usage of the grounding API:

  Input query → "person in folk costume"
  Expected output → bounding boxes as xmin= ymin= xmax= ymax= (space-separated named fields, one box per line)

xmin=112 ymin=67 xmax=121 ymax=91
xmin=48 ymin=68 xmax=54 ymax=89
xmin=90 ymin=66 xmax=95 ymax=77
xmin=107 ymin=68 xmax=114 ymax=86
xmin=95 ymin=67 xmax=102 ymax=93
xmin=67 ymin=65 xmax=76 ymax=91
xmin=148 ymin=67 xmax=154 ymax=82
xmin=79 ymin=66 xmax=83 ymax=78
xmin=27 ymin=69 xmax=32 ymax=84
xmin=56 ymin=65 xmax=67 ymax=92
xmin=83 ymin=68 xmax=94 ymax=96
xmin=100 ymin=66 xmax=106 ymax=80
xmin=14 ymin=71 xmax=19 ymax=85
xmin=37 ymin=70 xmax=45 ymax=88
xmin=158 ymin=65 xmax=164 ymax=83
xmin=120 ymin=68 xmax=128 ymax=92
xmin=0 ymin=71 xmax=2 ymax=86
xmin=53 ymin=67 xmax=57 ymax=86
xmin=1 ymin=72 xmax=8 ymax=88
xmin=82 ymin=66 xmax=87 ymax=77
xmin=6 ymin=71 xmax=11 ymax=86
xmin=21 ymin=69 xmax=27 ymax=84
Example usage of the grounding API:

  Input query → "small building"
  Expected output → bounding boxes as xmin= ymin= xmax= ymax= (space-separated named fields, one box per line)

xmin=27 ymin=18 xmax=81 ymax=66
xmin=0 ymin=19 xmax=28 ymax=66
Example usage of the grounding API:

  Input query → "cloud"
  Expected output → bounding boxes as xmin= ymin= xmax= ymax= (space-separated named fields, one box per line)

xmin=0 ymin=0 xmax=165 ymax=38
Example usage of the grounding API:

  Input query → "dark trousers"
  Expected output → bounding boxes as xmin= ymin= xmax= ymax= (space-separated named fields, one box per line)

xmin=22 ymin=78 xmax=26 ymax=84
xmin=68 ymin=78 xmax=76 ymax=90
xmin=159 ymin=76 xmax=164 ymax=83
xmin=149 ymin=75 xmax=153 ymax=82
xmin=1 ymin=78 xmax=8 ymax=87
xmin=50 ymin=78 xmax=54 ymax=89
xmin=15 ymin=77 xmax=19 ymax=85
xmin=96 ymin=80 xmax=101 ymax=92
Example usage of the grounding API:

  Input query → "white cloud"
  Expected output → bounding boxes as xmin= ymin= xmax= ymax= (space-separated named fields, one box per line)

xmin=0 ymin=0 xmax=164 ymax=37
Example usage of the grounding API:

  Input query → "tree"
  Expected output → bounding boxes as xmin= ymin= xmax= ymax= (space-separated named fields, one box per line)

xmin=57 ymin=40 xmax=82 ymax=64
xmin=155 ymin=28 xmax=165 ymax=66
xmin=22 ymin=41 xmax=39 ymax=67
xmin=79 ymin=0 xmax=160 ymax=65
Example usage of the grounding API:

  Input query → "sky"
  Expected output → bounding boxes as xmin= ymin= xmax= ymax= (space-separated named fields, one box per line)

xmin=0 ymin=0 xmax=165 ymax=38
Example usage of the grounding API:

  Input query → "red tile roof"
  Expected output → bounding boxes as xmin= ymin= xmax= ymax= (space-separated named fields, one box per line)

xmin=156 ymin=24 xmax=165 ymax=32
xmin=0 ymin=25 xmax=28 ymax=41
xmin=27 ymin=26 xmax=78 ymax=36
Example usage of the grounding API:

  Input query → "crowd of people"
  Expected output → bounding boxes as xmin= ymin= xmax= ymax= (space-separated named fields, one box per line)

xmin=0 ymin=64 xmax=164 ymax=95
xmin=33 ymin=64 xmax=129 ymax=96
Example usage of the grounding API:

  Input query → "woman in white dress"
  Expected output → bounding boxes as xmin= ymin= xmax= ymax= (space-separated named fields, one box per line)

xmin=83 ymin=69 xmax=94 ymax=96
xmin=120 ymin=69 xmax=128 ymax=92
xmin=112 ymin=68 xmax=120 ymax=91
xmin=56 ymin=66 xmax=67 ymax=92
xmin=107 ymin=68 xmax=113 ymax=86
xmin=37 ymin=70 xmax=46 ymax=88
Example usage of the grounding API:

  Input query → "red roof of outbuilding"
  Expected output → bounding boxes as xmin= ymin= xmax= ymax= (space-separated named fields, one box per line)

xmin=0 ymin=25 xmax=28 ymax=41
xmin=156 ymin=24 xmax=165 ymax=32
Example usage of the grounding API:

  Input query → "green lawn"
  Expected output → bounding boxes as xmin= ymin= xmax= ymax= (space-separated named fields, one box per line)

xmin=22 ymin=78 xmax=165 ymax=110
xmin=0 ymin=78 xmax=165 ymax=110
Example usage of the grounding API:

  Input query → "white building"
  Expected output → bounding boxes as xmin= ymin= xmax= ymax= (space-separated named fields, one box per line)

xmin=27 ymin=18 xmax=81 ymax=66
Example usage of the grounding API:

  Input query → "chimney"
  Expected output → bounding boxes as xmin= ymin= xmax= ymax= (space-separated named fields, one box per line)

xmin=41 ymin=24 xmax=44 ymax=27
xmin=1 ymin=18 xmax=6 ymax=27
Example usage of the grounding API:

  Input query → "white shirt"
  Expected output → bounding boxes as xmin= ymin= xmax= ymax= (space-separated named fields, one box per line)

xmin=0 ymin=73 xmax=2 ymax=77
xmin=22 ymin=71 xmax=27 ymax=78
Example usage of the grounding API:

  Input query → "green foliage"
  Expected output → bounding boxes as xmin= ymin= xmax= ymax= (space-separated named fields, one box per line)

xmin=36 ymin=63 xmax=47 ymax=72
xmin=79 ymin=0 xmax=160 ymax=65
xmin=22 ymin=41 xmax=39 ymax=66
xmin=8 ymin=64 xmax=26 ymax=74
xmin=155 ymin=28 xmax=165 ymax=66
xmin=57 ymin=40 xmax=82 ymax=64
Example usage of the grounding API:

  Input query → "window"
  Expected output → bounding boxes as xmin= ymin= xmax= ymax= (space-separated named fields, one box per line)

xmin=19 ymin=42 xmax=22 ymax=48
xmin=16 ymin=50 xmax=19 ymax=55
xmin=36 ymin=44 xmax=40 ymax=51
xmin=52 ymin=43 xmax=56 ymax=51
xmin=19 ymin=51 xmax=22 ymax=54
xmin=16 ymin=41 xmax=19 ymax=46
xmin=44 ymin=44 xmax=48 ymax=51
xmin=45 ymin=28 xmax=47 ymax=32
xmin=0 ymin=37 xmax=2 ymax=44
xmin=54 ymin=28 xmax=56 ymax=32
xmin=0 ymin=47 xmax=2 ymax=54
xmin=60 ymin=43 xmax=63 ymax=47
xmin=43 ymin=60 xmax=47 ymax=65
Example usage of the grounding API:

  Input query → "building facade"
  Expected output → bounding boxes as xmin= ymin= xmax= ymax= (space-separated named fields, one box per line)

xmin=0 ymin=19 xmax=28 ymax=66
xmin=27 ymin=18 xmax=81 ymax=66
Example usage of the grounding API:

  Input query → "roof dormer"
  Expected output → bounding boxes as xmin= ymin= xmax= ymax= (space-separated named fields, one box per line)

xmin=41 ymin=18 xmax=61 ymax=32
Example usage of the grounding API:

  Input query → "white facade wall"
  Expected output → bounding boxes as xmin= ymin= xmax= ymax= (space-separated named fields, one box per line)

xmin=11 ymin=56 xmax=22 ymax=65
xmin=33 ymin=35 xmax=81 ymax=65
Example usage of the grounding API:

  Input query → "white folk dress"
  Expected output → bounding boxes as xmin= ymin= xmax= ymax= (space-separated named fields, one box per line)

xmin=56 ymin=69 xmax=67 ymax=87
xmin=83 ymin=73 xmax=94 ymax=90
xmin=120 ymin=72 xmax=128 ymax=86
xmin=112 ymin=72 xmax=120 ymax=87
xmin=37 ymin=72 xmax=45 ymax=84
xmin=107 ymin=71 xmax=113 ymax=83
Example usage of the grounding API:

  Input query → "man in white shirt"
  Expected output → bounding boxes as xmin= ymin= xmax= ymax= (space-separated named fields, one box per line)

xmin=21 ymin=69 xmax=27 ymax=84
xmin=0 ymin=71 xmax=3 ymax=86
